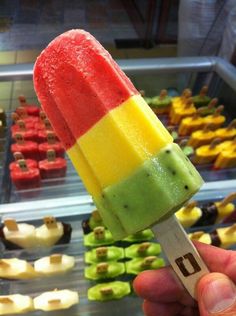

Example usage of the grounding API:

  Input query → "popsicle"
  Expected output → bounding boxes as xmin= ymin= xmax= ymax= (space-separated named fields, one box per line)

xmin=38 ymin=131 xmax=65 ymax=159
xmin=1 ymin=219 xmax=37 ymax=249
xmin=178 ymin=112 xmax=204 ymax=136
xmin=34 ymin=254 xmax=75 ymax=276
xmin=170 ymin=97 xmax=196 ymax=125
xmin=0 ymin=258 xmax=37 ymax=279
xmin=214 ymin=147 xmax=236 ymax=169
xmin=11 ymin=120 xmax=38 ymax=142
xmin=192 ymin=85 xmax=211 ymax=107
xmin=18 ymin=95 xmax=40 ymax=116
xmin=0 ymin=295 xmax=34 ymax=315
xmin=150 ymin=89 xmax=172 ymax=114
xmin=11 ymin=133 xmax=39 ymax=160
xmin=39 ymin=149 xmax=67 ymax=179
xmin=203 ymin=105 xmax=225 ymax=129
xmin=192 ymin=138 xmax=221 ymax=165
xmin=10 ymin=159 xmax=41 ymax=190
xmin=9 ymin=152 xmax=38 ymax=172
xmin=33 ymin=290 xmax=79 ymax=311
xmin=215 ymin=119 xmax=236 ymax=141
xmin=187 ymin=124 xmax=215 ymax=148
xmin=34 ymin=29 xmax=207 ymax=297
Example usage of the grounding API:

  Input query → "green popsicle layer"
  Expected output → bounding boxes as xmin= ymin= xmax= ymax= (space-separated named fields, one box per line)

xmin=95 ymin=143 xmax=203 ymax=240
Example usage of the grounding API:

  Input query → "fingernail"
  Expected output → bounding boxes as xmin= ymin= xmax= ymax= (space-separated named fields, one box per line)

xmin=202 ymin=277 xmax=236 ymax=313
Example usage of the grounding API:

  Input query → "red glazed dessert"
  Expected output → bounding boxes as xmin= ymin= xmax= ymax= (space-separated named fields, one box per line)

xmin=11 ymin=133 xmax=39 ymax=160
xmin=11 ymin=120 xmax=38 ymax=142
xmin=38 ymin=132 xmax=65 ymax=159
xmin=39 ymin=149 xmax=67 ymax=179
xmin=17 ymin=95 xmax=40 ymax=117
xmin=10 ymin=159 xmax=41 ymax=190
xmin=9 ymin=152 xmax=38 ymax=172
xmin=15 ymin=107 xmax=39 ymax=124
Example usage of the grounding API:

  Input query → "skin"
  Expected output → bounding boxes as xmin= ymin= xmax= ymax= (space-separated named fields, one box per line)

xmin=133 ymin=242 xmax=236 ymax=316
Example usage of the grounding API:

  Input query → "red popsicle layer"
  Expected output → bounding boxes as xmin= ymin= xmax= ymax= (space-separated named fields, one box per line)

xmin=34 ymin=29 xmax=138 ymax=147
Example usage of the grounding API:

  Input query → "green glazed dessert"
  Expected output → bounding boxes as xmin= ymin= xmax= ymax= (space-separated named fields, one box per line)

xmin=85 ymin=262 xmax=125 ymax=280
xmin=84 ymin=227 xmax=115 ymax=247
xmin=192 ymin=86 xmax=211 ymax=107
xmin=122 ymin=229 xmax=154 ymax=244
xmin=150 ymin=90 xmax=172 ymax=114
xmin=88 ymin=281 xmax=131 ymax=301
xmin=85 ymin=246 xmax=125 ymax=264
xmin=125 ymin=242 xmax=161 ymax=259
xmin=126 ymin=256 xmax=165 ymax=275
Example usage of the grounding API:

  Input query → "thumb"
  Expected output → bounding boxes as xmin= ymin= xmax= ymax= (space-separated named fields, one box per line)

xmin=197 ymin=272 xmax=236 ymax=316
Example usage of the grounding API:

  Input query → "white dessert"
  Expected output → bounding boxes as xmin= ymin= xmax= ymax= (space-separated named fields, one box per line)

xmin=35 ymin=217 xmax=63 ymax=247
xmin=0 ymin=295 xmax=33 ymax=315
xmin=3 ymin=219 xmax=36 ymax=249
xmin=33 ymin=289 xmax=79 ymax=311
xmin=0 ymin=259 xmax=37 ymax=279
xmin=34 ymin=254 xmax=75 ymax=276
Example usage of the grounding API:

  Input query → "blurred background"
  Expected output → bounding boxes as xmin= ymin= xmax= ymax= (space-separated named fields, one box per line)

xmin=0 ymin=0 xmax=236 ymax=111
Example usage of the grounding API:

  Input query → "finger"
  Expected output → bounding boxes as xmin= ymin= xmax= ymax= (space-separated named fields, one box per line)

xmin=143 ymin=300 xmax=182 ymax=316
xmin=194 ymin=242 xmax=236 ymax=281
xmin=133 ymin=266 xmax=195 ymax=306
xmin=197 ymin=272 xmax=236 ymax=316
xmin=134 ymin=242 xmax=236 ymax=305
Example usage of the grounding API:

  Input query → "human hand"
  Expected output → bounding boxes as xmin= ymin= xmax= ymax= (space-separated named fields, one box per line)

xmin=133 ymin=242 xmax=236 ymax=316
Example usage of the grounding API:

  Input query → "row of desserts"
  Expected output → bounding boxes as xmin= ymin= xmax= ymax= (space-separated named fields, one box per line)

xmin=0 ymin=290 xmax=79 ymax=315
xmin=0 ymin=215 xmax=132 ymax=304
xmin=9 ymin=96 xmax=67 ymax=190
xmin=146 ymin=87 xmax=236 ymax=168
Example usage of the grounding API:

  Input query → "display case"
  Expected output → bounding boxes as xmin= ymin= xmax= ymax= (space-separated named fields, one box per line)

xmin=0 ymin=56 xmax=236 ymax=316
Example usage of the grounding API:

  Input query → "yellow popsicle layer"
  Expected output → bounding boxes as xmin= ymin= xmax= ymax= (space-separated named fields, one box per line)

xmin=77 ymin=95 xmax=172 ymax=189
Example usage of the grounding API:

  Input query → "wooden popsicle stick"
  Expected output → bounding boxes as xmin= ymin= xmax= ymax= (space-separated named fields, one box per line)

xmin=190 ymin=231 xmax=205 ymax=240
xmin=50 ymin=254 xmax=62 ymax=264
xmin=141 ymin=256 xmax=156 ymax=268
xmin=17 ymin=120 xmax=26 ymax=131
xmin=43 ymin=216 xmax=58 ymax=229
xmin=96 ymin=247 xmax=108 ymax=258
xmin=11 ymin=112 xmax=19 ymax=123
xmin=39 ymin=111 xmax=47 ymax=121
xmin=199 ymin=85 xmax=208 ymax=97
xmin=227 ymin=119 xmax=236 ymax=130
xmin=207 ymin=98 xmax=218 ymax=109
xmin=4 ymin=219 xmax=18 ymax=231
xmin=47 ymin=131 xmax=56 ymax=144
xmin=47 ymin=149 xmax=56 ymax=162
xmin=182 ymin=201 xmax=197 ymax=213
xmin=184 ymin=97 xmax=193 ymax=108
xmin=209 ymin=138 xmax=221 ymax=149
xmin=18 ymin=95 xmax=27 ymax=105
xmin=137 ymin=242 xmax=151 ymax=253
xmin=213 ymin=105 xmax=224 ymax=117
xmin=17 ymin=106 xmax=28 ymax=118
xmin=225 ymin=224 xmax=236 ymax=235
xmin=48 ymin=299 xmax=61 ymax=305
xmin=0 ymin=297 xmax=13 ymax=304
xmin=218 ymin=192 xmax=236 ymax=207
xmin=96 ymin=262 xmax=109 ymax=274
xmin=14 ymin=132 xmax=24 ymax=145
xmin=152 ymin=215 xmax=209 ymax=298
xmin=100 ymin=287 xmax=113 ymax=295
xmin=44 ymin=119 xmax=52 ymax=130
xmin=0 ymin=260 xmax=10 ymax=267
xmin=139 ymin=90 xmax=145 ymax=97
xmin=18 ymin=159 xmax=28 ymax=172
xmin=13 ymin=152 xmax=24 ymax=161
xmin=159 ymin=89 xmax=167 ymax=100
